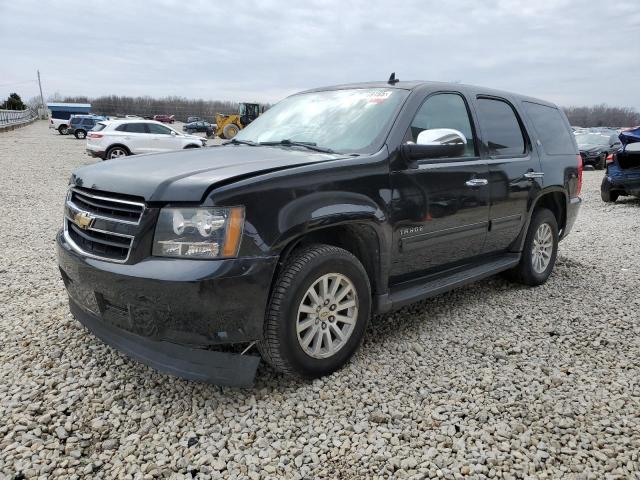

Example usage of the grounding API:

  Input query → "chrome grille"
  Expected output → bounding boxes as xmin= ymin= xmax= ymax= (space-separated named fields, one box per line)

xmin=64 ymin=188 xmax=146 ymax=263
xmin=69 ymin=188 xmax=144 ymax=224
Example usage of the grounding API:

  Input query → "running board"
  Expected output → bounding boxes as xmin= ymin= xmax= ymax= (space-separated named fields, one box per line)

xmin=376 ymin=253 xmax=520 ymax=313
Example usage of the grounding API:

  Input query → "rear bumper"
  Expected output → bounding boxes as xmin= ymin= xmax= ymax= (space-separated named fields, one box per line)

xmin=86 ymin=148 xmax=105 ymax=159
xmin=57 ymin=230 xmax=278 ymax=385
xmin=603 ymin=171 xmax=640 ymax=196
xmin=563 ymin=196 xmax=581 ymax=239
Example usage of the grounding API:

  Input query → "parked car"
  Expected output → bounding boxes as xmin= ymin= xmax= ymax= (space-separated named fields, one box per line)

xmin=601 ymin=127 xmax=640 ymax=202
xmin=68 ymin=115 xmax=107 ymax=139
xmin=153 ymin=114 xmax=175 ymax=124
xmin=575 ymin=132 xmax=621 ymax=169
xmin=86 ymin=120 xmax=205 ymax=159
xmin=57 ymin=80 xmax=581 ymax=386
xmin=186 ymin=116 xmax=202 ymax=123
xmin=183 ymin=120 xmax=214 ymax=136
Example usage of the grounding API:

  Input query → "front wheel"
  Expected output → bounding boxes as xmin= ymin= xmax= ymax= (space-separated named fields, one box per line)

xmin=504 ymin=208 xmax=558 ymax=286
xmin=258 ymin=244 xmax=371 ymax=378
xmin=222 ymin=123 xmax=239 ymax=139
xmin=595 ymin=153 xmax=606 ymax=170
xmin=74 ymin=129 xmax=87 ymax=139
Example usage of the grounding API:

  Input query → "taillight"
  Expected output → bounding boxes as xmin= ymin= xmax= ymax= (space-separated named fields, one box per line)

xmin=606 ymin=153 xmax=614 ymax=164
xmin=88 ymin=133 xmax=103 ymax=139
xmin=575 ymin=154 xmax=583 ymax=197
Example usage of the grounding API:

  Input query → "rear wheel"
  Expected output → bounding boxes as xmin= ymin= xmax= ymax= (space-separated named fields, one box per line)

xmin=504 ymin=208 xmax=558 ymax=286
xmin=258 ymin=244 xmax=371 ymax=378
xmin=74 ymin=129 xmax=87 ymax=139
xmin=601 ymin=177 xmax=619 ymax=203
xmin=106 ymin=146 xmax=129 ymax=160
xmin=222 ymin=123 xmax=239 ymax=139
xmin=58 ymin=125 xmax=68 ymax=135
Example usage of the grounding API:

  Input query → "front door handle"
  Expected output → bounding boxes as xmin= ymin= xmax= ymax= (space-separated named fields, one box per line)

xmin=465 ymin=178 xmax=488 ymax=187
xmin=524 ymin=171 xmax=544 ymax=179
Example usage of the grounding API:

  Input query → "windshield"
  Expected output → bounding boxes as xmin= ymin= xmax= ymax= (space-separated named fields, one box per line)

xmin=576 ymin=133 xmax=608 ymax=145
xmin=234 ymin=88 xmax=409 ymax=153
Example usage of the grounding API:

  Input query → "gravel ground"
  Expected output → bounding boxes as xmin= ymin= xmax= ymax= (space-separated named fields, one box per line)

xmin=1 ymin=121 xmax=639 ymax=479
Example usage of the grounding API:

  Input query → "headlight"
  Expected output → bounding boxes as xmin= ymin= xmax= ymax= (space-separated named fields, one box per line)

xmin=152 ymin=206 xmax=244 ymax=259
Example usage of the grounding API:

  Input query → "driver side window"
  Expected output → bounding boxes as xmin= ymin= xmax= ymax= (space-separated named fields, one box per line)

xmin=408 ymin=93 xmax=476 ymax=157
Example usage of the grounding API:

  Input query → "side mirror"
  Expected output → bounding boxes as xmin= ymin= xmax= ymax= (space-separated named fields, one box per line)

xmin=399 ymin=128 xmax=467 ymax=165
xmin=171 ymin=131 xmax=177 ymax=136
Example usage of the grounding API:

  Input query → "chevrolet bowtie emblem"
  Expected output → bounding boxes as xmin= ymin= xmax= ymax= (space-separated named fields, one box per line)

xmin=73 ymin=211 xmax=95 ymax=230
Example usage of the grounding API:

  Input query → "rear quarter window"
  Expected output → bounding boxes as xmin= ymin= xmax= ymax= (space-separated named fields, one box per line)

xmin=523 ymin=102 xmax=575 ymax=155
xmin=93 ymin=123 xmax=107 ymax=132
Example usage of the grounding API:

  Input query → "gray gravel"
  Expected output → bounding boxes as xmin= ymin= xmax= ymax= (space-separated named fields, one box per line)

xmin=1 ymin=121 xmax=640 ymax=479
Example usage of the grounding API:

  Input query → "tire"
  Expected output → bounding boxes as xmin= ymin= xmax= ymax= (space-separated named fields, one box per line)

xmin=504 ymin=208 xmax=558 ymax=286
xmin=105 ymin=146 xmax=129 ymax=160
xmin=601 ymin=177 xmax=619 ymax=203
xmin=222 ymin=123 xmax=239 ymax=139
xmin=58 ymin=125 xmax=68 ymax=135
xmin=595 ymin=153 xmax=606 ymax=170
xmin=258 ymin=244 xmax=371 ymax=378
xmin=74 ymin=129 xmax=87 ymax=139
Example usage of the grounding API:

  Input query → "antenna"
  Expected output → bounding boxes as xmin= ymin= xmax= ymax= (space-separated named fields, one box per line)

xmin=388 ymin=72 xmax=399 ymax=85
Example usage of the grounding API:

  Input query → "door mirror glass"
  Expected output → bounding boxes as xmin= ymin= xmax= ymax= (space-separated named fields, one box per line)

xmin=416 ymin=128 xmax=467 ymax=147
xmin=171 ymin=130 xmax=177 ymax=136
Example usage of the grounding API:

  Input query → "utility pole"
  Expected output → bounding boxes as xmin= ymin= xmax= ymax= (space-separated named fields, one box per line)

xmin=37 ymin=69 xmax=45 ymax=118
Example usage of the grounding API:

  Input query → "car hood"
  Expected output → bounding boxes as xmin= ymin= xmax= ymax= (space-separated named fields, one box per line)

xmin=70 ymin=145 xmax=346 ymax=202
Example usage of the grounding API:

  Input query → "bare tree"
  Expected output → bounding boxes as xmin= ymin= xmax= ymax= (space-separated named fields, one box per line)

xmin=563 ymin=104 xmax=640 ymax=128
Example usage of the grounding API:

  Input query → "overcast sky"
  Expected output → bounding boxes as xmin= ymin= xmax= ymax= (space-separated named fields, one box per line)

xmin=1 ymin=0 xmax=639 ymax=109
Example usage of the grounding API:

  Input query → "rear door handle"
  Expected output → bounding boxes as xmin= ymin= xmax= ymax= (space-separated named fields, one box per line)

xmin=524 ymin=172 xmax=544 ymax=179
xmin=465 ymin=178 xmax=488 ymax=187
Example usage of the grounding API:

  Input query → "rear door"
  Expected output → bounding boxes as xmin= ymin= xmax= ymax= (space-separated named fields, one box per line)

xmin=473 ymin=96 xmax=542 ymax=253
xmin=390 ymin=91 xmax=490 ymax=282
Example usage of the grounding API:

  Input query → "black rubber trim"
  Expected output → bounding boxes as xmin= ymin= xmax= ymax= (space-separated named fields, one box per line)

xmin=70 ymin=300 xmax=260 ymax=387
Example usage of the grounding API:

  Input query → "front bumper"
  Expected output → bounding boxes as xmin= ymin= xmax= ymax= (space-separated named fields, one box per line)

xmin=57 ymin=230 xmax=278 ymax=385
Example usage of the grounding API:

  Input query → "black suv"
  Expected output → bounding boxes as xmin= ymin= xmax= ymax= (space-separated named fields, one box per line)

xmin=57 ymin=80 xmax=582 ymax=386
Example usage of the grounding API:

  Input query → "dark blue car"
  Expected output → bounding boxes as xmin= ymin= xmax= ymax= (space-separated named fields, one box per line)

xmin=601 ymin=127 xmax=640 ymax=202
xmin=68 ymin=114 xmax=107 ymax=139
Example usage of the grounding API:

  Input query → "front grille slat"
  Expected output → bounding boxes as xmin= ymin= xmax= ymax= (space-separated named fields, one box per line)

xmin=70 ymin=188 xmax=145 ymax=224
xmin=64 ymin=188 xmax=145 ymax=263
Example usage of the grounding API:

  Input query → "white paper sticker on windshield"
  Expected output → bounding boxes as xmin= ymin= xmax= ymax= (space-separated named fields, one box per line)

xmin=366 ymin=90 xmax=393 ymax=104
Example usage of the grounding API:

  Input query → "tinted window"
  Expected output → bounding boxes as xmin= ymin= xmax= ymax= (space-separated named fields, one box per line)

xmin=70 ymin=117 xmax=83 ymax=125
xmin=523 ymin=102 xmax=575 ymax=155
xmin=81 ymin=118 xmax=94 ymax=126
xmin=476 ymin=98 xmax=526 ymax=156
xmin=117 ymin=123 xmax=148 ymax=133
xmin=147 ymin=123 xmax=172 ymax=135
xmin=409 ymin=93 xmax=476 ymax=157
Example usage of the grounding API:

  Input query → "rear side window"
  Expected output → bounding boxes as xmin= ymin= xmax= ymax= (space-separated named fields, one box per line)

xmin=70 ymin=117 xmax=83 ymax=125
xmin=476 ymin=98 xmax=526 ymax=156
xmin=117 ymin=123 xmax=148 ymax=133
xmin=523 ymin=102 xmax=575 ymax=155
xmin=93 ymin=123 xmax=106 ymax=132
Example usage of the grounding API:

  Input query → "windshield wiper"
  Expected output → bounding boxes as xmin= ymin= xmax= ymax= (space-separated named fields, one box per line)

xmin=224 ymin=138 xmax=258 ymax=146
xmin=259 ymin=139 xmax=335 ymax=154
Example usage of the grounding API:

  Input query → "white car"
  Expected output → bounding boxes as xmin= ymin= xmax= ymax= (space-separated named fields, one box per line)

xmin=86 ymin=120 xmax=206 ymax=160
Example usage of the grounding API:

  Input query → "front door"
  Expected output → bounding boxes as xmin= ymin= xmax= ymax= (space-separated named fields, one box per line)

xmin=473 ymin=96 xmax=543 ymax=253
xmin=146 ymin=123 xmax=177 ymax=152
xmin=390 ymin=92 xmax=490 ymax=283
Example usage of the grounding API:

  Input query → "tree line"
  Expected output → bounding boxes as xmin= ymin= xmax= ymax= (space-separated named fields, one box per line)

xmin=562 ymin=104 xmax=639 ymax=128
xmin=16 ymin=91 xmax=640 ymax=127
xmin=51 ymin=95 xmax=243 ymax=122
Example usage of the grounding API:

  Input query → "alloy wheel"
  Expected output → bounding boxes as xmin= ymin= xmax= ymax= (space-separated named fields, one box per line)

xmin=531 ymin=223 xmax=553 ymax=273
xmin=296 ymin=273 xmax=358 ymax=359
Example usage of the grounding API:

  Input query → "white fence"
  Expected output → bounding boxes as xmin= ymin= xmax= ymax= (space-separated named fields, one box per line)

xmin=0 ymin=108 xmax=38 ymax=127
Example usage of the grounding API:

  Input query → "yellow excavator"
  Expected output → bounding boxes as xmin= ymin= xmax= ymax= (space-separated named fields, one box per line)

xmin=214 ymin=103 xmax=262 ymax=139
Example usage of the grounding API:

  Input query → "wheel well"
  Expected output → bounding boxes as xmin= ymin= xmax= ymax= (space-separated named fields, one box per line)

xmin=106 ymin=144 xmax=130 ymax=154
xmin=277 ymin=224 xmax=382 ymax=295
xmin=534 ymin=191 xmax=566 ymax=234
xmin=184 ymin=144 xmax=200 ymax=149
